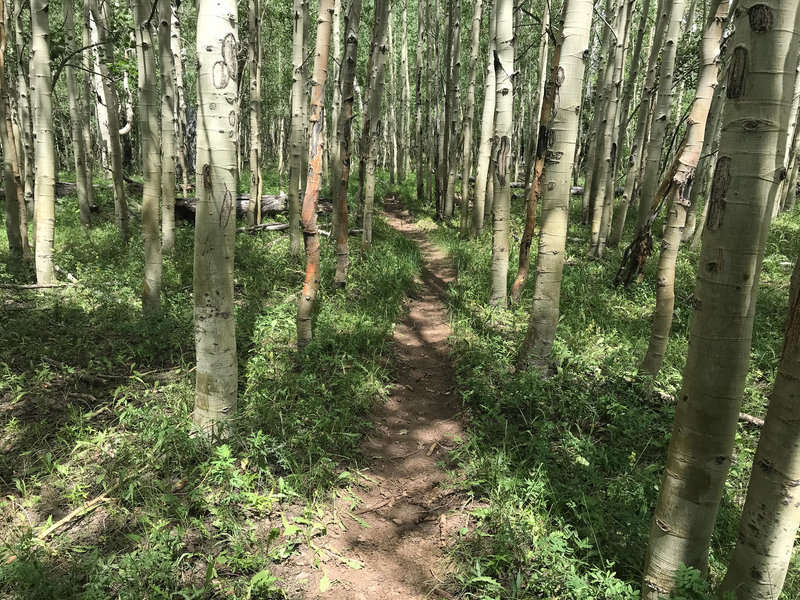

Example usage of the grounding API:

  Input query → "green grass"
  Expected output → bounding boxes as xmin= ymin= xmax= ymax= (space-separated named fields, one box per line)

xmin=0 ymin=170 xmax=419 ymax=598
xmin=412 ymin=186 xmax=799 ymax=599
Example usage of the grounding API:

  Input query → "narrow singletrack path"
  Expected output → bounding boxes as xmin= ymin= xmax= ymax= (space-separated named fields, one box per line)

xmin=275 ymin=200 xmax=469 ymax=599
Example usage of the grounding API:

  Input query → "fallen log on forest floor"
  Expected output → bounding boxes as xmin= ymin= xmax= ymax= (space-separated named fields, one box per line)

xmin=461 ymin=176 xmax=621 ymax=196
xmin=176 ymin=193 xmax=332 ymax=221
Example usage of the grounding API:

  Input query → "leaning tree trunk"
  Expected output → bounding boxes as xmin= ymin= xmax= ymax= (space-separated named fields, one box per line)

xmin=91 ymin=0 xmax=129 ymax=243
xmin=637 ymin=0 xmax=728 ymax=384
xmin=287 ymin=0 xmax=308 ymax=258
xmin=297 ymin=0 xmax=335 ymax=349
xmin=641 ymin=3 xmax=800 ymax=597
xmin=510 ymin=2 xmax=564 ymax=303
xmin=193 ymin=0 xmax=239 ymax=436
xmin=133 ymin=0 xmax=163 ymax=313
xmin=246 ymin=0 xmax=263 ymax=227
xmin=458 ymin=0 xmax=484 ymax=238
xmin=30 ymin=0 xmax=55 ymax=284
xmin=471 ymin=0 xmax=496 ymax=237
xmin=360 ymin=0 xmax=391 ymax=252
xmin=719 ymin=256 xmax=800 ymax=600
xmin=633 ymin=0 xmax=684 ymax=235
xmin=0 ymin=0 xmax=24 ymax=262
xmin=517 ymin=0 xmax=593 ymax=370
xmin=63 ymin=0 xmax=91 ymax=230
xmin=159 ymin=0 xmax=177 ymax=251
xmin=443 ymin=0 xmax=462 ymax=218
xmin=489 ymin=0 xmax=513 ymax=308
xmin=334 ymin=0 xmax=362 ymax=289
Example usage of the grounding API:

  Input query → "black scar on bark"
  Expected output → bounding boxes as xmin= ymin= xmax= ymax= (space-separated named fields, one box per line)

xmin=496 ymin=136 xmax=512 ymax=186
xmin=727 ymin=46 xmax=748 ymax=99
xmin=707 ymin=156 xmax=731 ymax=231
xmin=222 ymin=33 xmax=237 ymax=75
xmin=220 ymin=189 xmax=234 ymax=228
xmin=748 ymin=4 xmax=774 ymax=32
xmin=213 ymin=61 xmax=230 ymax=89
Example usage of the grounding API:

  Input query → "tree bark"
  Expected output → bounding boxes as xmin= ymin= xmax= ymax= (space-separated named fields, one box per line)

xmin=133 ymin=0 xmax=163 ymax=313
xmin=399 ymin=0 xmax=410 ymax=181
xmin=641 ymin=3 xmax=800 ymax=596
xmin=517 ymin=0 xmax=593 ymax=370
xmin=171 ymin=2 xmax=189 ymax=201
xmin=458 ymin=0 xmax=484 ymax=238
xmin=333 ymin=0 xmax=362 ymax=289
xmin=415 ymin=0 xmax=425 ymax=201
xmin=287 ymin=0 xmax=308 ymax=258
xmin=13 ymin=0 xmax=33 ymax=215
xmin=193 ymin=0 xmax=240 ymax=437
xmin=471 ymin=0 xmax=496 ymax=237
xmin=246 ymin=0 xmax=263 ymax=227
xmin=297 ymin=0 xmax=335 ymax=349
xmin=31 ymin=0 xmax=55 ymax=284
xmin=444 ymin=0 xmax=462 ymax=218
xmin=159 ymin=0 xmax=177 ymax=251
xmin=488 ymin=0 xmax=513 ymax=308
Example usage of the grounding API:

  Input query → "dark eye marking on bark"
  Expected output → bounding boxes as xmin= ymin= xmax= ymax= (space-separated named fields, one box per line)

xmin=496 ymin=136 xmax=512 ymax=187
xmin=748 ymin=4 xmax=774 ymax=31
xmin=707 ymin=156 xmax=731 ymax=231
xmin=213 ymin=61 xmax=229 ymax=89
xmin=220 ymin=188 xmax=233 ymax=228
xmin=555 ymin=66 xmax=565 ymax=86
xmin=727 ymin=46 xmax=748 ymax=99
xmin=759 ymin=458 xmax=774 ymax=472
xmin=202 ymin=164 xmax=213 ymax=190
xmin=228 ymin=111 xmax=236 ymax=127
xmin=222 ymin=33 xmax=237 ymax=74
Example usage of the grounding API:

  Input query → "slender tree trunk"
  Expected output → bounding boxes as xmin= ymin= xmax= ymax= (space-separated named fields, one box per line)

xmin=439 ymin=0 xmax=453 ymax=215
xmin=425 ymin=0 xmax=434 ymax=207
xmin=159 ymin=0 xmax=177 ymax=251
xmin=719 ymin=255 xmax=800 ymax=600
xmin=89 ymin=12 xmax=110 ymax=175
xmin=458 ymin=0 xmax=484 ymax=238
xmin=0 ymin=0 xmax=24 ymax=262
xmin=399 ymin=0 xmax=410 ymax=181
xmin=472 ymin=0 xmax=496 ymax=237
xmin=288 ymin=0 xmax=308 ymax=258
xmin=360 ymin=0 xmax=391 ymax=252
xmin=415 ymin=0 xmax=425 ymax=201
xmin=634 ymin=0 xmax=684 ymax=235
xmin=387 ymin=15 xmax=398 ymax=184
xmin=80 ymin=0 xmax=94 ymax=213
xmin=246 ymin=0 xmax=263 ymax=227
xmin=444 ymin=0 xmax=462 ymax=218
xmin=517 ymin=0 xmax=593 ymax=370
xmin=31 ymin=0 xmax=55 ymax=284
xmin=329 ymin=0 xmax=342 ymax=193
xmin=590 ymin=0 xmax=633 ymax=257
xmin=171 ymin=3 xmax=189 ymax=200
xmin=133 ymin=0 xmax=163 ymax=313
xmin=62 ymin=0 xmax=90 ymax=230
xmin=334 ymin=0 xmax=362 ymax=289
xmin=193 ymin=0 xmax=239 ymax=436
xmin=13 ymin=0 xmax=32 ymax=215
xmin=781 ymin=105 xmax=800 ymax=213
xmin=638 ymin=0 xmax=728 ymax=384
xmin=522 ymin=0 xmax=551 ymax=192
xmin=641 ymin=3 xmax=800 ymax=596
xmin=297 ymin=0 xmax=335 ymax=349
xmin=91 ymin=0 xmax=129 ymax=243
xmin=510 ymin=2 xmax=564 ymax=302
xmin=489 ymin=0 xmax=513 ymax=308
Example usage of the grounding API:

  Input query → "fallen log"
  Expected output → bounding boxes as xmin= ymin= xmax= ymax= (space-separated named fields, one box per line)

xmin=175 ymin=193 xmax=332 ymax=221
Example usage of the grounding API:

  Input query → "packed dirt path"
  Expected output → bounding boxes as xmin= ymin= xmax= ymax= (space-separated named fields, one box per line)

xmin=274 ymin=200 xmax=470 ymax=599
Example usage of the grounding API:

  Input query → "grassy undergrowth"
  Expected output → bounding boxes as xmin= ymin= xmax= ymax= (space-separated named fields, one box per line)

xmin=397 ymin=177 xmax=799 ymax=600
xmin=0 ymin=169 xmax=419 ymax=598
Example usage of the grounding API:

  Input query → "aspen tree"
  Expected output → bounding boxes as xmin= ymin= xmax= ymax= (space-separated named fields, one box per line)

xmin=63 ymin=0 xmax=90 ymax=230
xmin=360 ymin=0 xmax=391 ymax=252
xmin=778 ymin=64 xmax=800 ymax=214
xmin=171 ymin=2 xmax=189 ymax=200
xmin=387 ymin=15 xmax=398 ymax=184
xmin=522 ymin=0 xmax=551 ymax=192
xmin=193 ymin=0 xmax=240 ymax=436
xmin=297 ymin=0 xmax=335 ymax=349
xmin=246 ymin=0 xmax=263 ymax=227
xmin=642 ymin=3 xmax=800 ymax=596
xmin=638 ymin=0 xmax=728 ymax=384
xmin=91 ymin=0 xmax=129 ymax=244
xmin=458 ymin=0 xmax=484 ymax=238
xmin=472 ymin=0 xmax=496 ymax=237
xmin=80 ymin=0 xmax=95 ymax=215
xmin=288 ymin=0 xmax=308 ymax=258
xmin=444 ymin=0 xmax=462 ymax=218
xmin=425 ymin=0 xmax=434 ymax=207
xmin=31 ymin=0 xmax=56 ymax=284
xmin=0 ymin=0 xmax=24 ymax=262
xmin=88 ymin=9 xmax=111 ymax=173
xmin=159 ymin=0 xmax=177 ymax=251
xmin=13 ymin=0 xmax=33 ymax=213
xmin=133 ymin=0 xmax=163 ymax=313
xmin=334 ymin=0 xmax=362 ymax=288
xmin=518 ymin=0 xmax=593 ymax=370
xmin=488 ymin=0 xmax=513 ymax=308
xmin=634 ymin=0 xmax=684 ymax=234
xmin=720 ymin=256 xmax=800 ymax=600
xmin=398 ymin=0 xmax=410 ymax=181
xmin=415 ymin=0 xmax=425 ymax=201
xmin=329 ymin=0 xmax=342 ymax=234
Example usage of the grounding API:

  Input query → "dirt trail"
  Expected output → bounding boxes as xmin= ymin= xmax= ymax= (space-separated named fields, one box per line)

xmin=275 ymin=200 xmax=469 ymax=599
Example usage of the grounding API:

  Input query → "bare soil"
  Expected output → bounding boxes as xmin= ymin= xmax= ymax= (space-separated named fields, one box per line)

xmin=274 ymin=200 xmax=471 ymax=599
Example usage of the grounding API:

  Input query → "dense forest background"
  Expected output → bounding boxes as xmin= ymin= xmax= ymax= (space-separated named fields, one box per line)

xmin=1 ymin=0 xmax=799 ymax=598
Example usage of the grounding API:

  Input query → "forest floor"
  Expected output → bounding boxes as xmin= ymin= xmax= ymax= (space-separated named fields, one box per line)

xmin=273 ymin=198 xmax=471 ymax=599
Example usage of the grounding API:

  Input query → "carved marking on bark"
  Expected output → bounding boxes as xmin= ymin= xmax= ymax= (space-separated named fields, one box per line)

xmin=213 ymin=61 xmax=230 ymax=88
xmin=222 ymin=33 xmax=237 ymax=73
xmin=496 ymin=136 xmax=511 ymax=186
xmin=220 ymin=189 xmax=233 ymax=228
xmin=727 ymin=46 xmax=748 ymax=99
xmin=203 ymin=164 xmax=213 ymax=190
xmin=748 ymin=4 xmax=774 ymax=32
xmin=707 ymin=156 xmax=731 ymax=230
